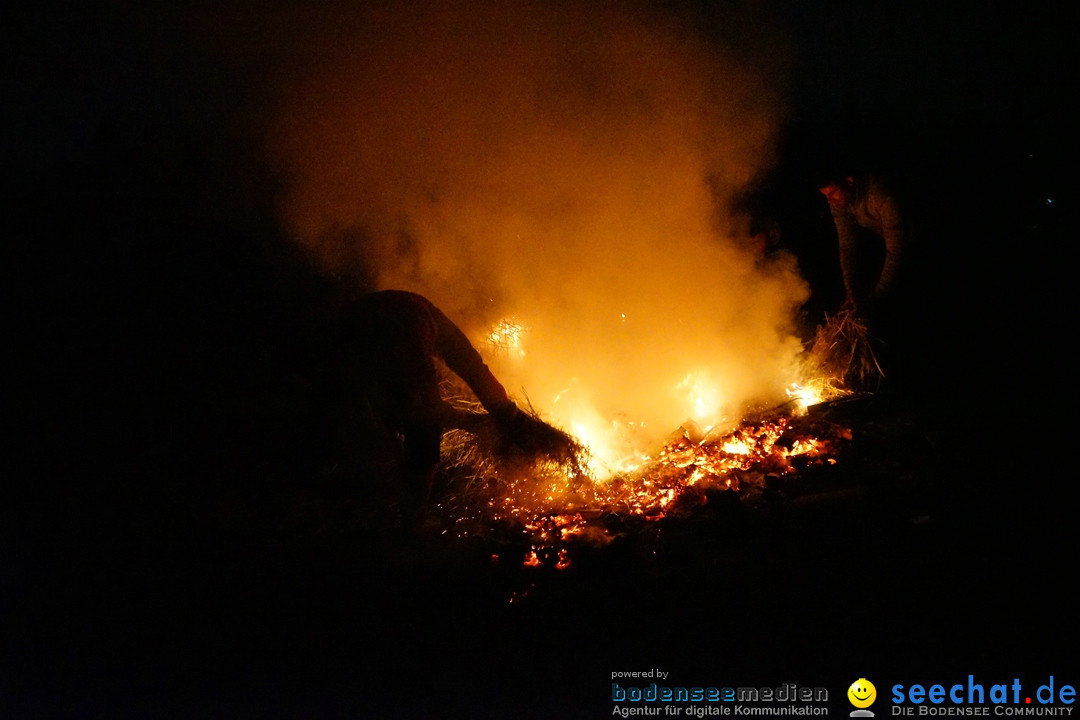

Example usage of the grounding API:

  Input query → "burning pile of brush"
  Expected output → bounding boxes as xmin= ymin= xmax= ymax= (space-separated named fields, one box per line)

xmin=424 ymin=308 xmax=881 ymax=567
xmin=435 ymin=390 xmax=850 ymax=567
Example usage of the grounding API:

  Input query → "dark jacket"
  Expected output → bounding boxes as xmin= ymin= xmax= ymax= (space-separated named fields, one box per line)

xmin=830 ymin=177 xmax=908 ymax=305
xmin=338 ymin=290 xmax=514 ymax=431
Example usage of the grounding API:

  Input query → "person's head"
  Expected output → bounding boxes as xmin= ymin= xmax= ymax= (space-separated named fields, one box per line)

xmin=817 ymin=176 xmax=855 ymax=210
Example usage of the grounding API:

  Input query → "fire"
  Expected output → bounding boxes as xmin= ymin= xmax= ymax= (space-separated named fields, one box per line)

xmin=480 ymin=316 xmax=814 ymax=479
xmin=438 ymin=315 xmax=854 ymax=576
xmin=676 ymin=371 xmax=725 ymax=422
xmin=786 ymin=382 xmax=823 ymax=410
xmin=487 ymin=318 xmax=527 ymax=358
xmin=443 ymin=315 xmax=853 ymax=572
xmin=468 ymin=413 xmax=846 ymax=570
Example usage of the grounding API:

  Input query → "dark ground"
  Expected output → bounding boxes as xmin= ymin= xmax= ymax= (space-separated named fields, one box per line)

xmin=6 ymin=3 xmax=1078 ymax=718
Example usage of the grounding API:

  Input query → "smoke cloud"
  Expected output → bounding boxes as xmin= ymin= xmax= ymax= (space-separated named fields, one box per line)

xmin=266 ymin=0 xmax=809 ymax=465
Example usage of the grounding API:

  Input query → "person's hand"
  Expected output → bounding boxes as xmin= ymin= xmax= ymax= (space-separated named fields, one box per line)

xmin=859 ymin=297 xmax=882 ymax=327
xmin=489 ymin=401 xmax=525 ymax=425
xmin=838 ymin=295 xmax=879 ymax=331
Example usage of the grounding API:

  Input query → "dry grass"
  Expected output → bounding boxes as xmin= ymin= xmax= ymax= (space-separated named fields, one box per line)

xmin=442 ymin=403 xmax=587 ymax=473
xmin=435 ymin=373 xmax=590 ymax=507
xmin=803 ymin=308 xmax=885 ymax=394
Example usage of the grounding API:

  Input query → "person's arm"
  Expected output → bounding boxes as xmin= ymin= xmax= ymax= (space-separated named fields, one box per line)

xmin=426 ymin=301 xmax=516 ymax=415
xmin=832 ymin=206 xmax=862 ymax=305
xmin=869 ymin=192 xmax=905 ymax=303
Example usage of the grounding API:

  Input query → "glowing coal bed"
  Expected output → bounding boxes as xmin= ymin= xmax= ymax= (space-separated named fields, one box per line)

xmin=435 ymin=400 xmax=853 ymax=572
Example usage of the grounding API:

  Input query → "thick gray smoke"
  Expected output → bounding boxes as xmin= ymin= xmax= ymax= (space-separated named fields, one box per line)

xmin=266 ymin=0 xmax=809 ymax=466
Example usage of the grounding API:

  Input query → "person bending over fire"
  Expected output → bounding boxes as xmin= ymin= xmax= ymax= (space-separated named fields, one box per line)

xmin=330 ymin=289 xmax=571 ymax=515
xmin=811 ymin=170 xmax=937 ymax=392
xmin=817 ymin=173 xmax=913 ymax=331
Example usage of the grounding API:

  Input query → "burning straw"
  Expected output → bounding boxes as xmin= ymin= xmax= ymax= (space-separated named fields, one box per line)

xmin=802 ymin=308 xmax=884 ymax=396
xmin=436 ymin=370 xmax=590 ymax=516
xmin=441 ymin=402 xmax=589 ymax=483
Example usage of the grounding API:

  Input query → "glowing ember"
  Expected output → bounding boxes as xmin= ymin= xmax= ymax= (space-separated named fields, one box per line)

xmin=444 ymin=406 xmax=849 ymax=570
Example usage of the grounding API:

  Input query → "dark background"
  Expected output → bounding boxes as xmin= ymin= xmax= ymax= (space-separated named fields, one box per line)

xmin=5 ymin=0 xmax=1076 ymax=717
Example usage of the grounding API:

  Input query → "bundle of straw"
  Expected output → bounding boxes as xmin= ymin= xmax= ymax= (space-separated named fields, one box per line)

xmin=803 ymin=308 xmax=885 ymax=393
xmin=437 ymin=373 xmax=589 ymax=488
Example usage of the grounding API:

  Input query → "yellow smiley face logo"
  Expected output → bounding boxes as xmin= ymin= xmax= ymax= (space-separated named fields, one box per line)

xmin=848 ymin=679 xmax=877 ymax=708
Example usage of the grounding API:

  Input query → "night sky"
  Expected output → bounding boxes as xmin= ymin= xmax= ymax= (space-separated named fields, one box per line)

xmin=6 ymin=1 xmax=1077 ymax=717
